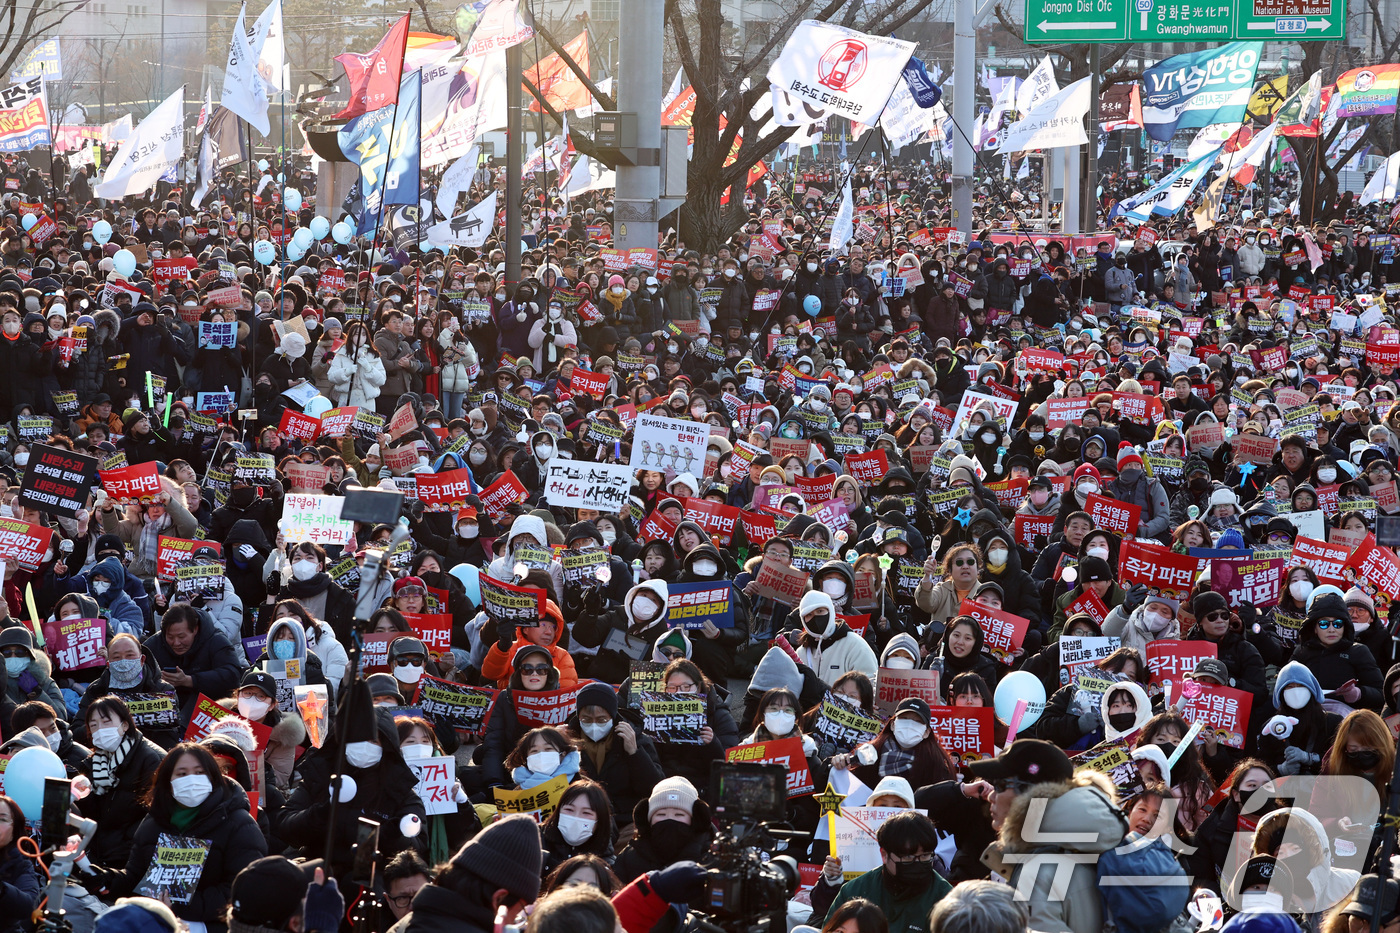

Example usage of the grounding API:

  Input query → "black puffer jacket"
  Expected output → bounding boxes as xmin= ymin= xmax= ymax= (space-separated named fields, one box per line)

xmin=76 ymin=645 xmax=182 ymax=749
xmin=1290 ymin=615 xmax=1385 ymax=710
xmin=1180 ymin=623 xmax=1268 ymax=697
xmin=77 ymin=731 xmax=166 ymax=868
xmin=64 ymin=308 xmax=120 ymax=399
xmin=142 ymin=613 xmax=243 ymax=722
xmin=612 ymin=797 xmax=715 ymax=883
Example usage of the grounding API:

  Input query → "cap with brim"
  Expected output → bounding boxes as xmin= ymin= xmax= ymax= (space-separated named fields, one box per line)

xmin=1342 ymin=876 xmax=1400 ymax=923
xmin=967 ymin=738 xmax=1074 ymax=784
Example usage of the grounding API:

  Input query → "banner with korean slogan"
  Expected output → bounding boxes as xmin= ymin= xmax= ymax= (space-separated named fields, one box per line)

xmin=766 ymin=21 xmax=915 ymax=127
xmin=726 ymin=736 xmax=816 ymax=797
xmin=665 ymin=580 xmax=735 ymax=630
xmin=959 ymin=600 xmax=1029 ymax=664
xmin=929 ymin=705 xmax=993 ymax=767
xmin=1059 ymin=635 xmax=1121 ymax=686
xmin=414 ymin=674 xmax=497 ymax=736
xmin=1145 ymin=639 xmax=1217 ymax=700
xmin=1170 ymin=680 xmax=1252 ymax=749
xmin=513 ymin=683 xmax=592 ymax=729
xmin=1211 ymin=557 xmax=1285 ymax=609
xmin=100 ymin=461 xmax=162 ymax=504
xmin=1085 ymin=492 xmax=1141 ymax=537
xmin=279 ymin=494 xmax=354 ymax=546
xmin=137 ymin=834 xmax=211 ymax=903
xmin=414 ymin=469 xmax=478 ymax=511
xmin=876 ymin=667 xmax=941 ymax=717
xmin=406 ymin=755 xmax=458 ymax=815
xmin=494 ymin=773 xmax=568 ymax=819
xmin=637 ymin=692 xmax=707 ymax=744
xmin=543 ymin=460 xmax=633 ymax=513
xmin=811 ymin=691 xmax=885 ymax=751
xmin=829 ymin=807 xmax=929 ymax=880
xmin=0 ymin=517 xmax=53 ymax=572
xmin=40 ymin=617 xmax=106 ymax=671
xmin=1118 ymin=540 xmax=1198 ymax=600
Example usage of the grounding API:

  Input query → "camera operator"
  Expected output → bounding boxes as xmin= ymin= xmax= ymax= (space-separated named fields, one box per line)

xmin=822 ymin=811 xmax=952 ymax=933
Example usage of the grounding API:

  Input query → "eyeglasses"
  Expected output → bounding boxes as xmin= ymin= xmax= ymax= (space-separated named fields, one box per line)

xmin=519 ymin=664 xmax=552 ymax=675
xmin=387 ymin=893 xmax=416 ymax=909
xmin=953 ymin=559 xmax=978 ymax=568
xmin=992 ymin=778 xmax=1031 ymax=794
xmin=1266 ymin=534 xmax=1292 ymax=544
xmin=1316 ymin=619 xmax=1346 ymax=630
xmin=1203 ymin=610 xmax=1231 ymax=622
xmin=886 ymin=851 xmax=936 ymax=865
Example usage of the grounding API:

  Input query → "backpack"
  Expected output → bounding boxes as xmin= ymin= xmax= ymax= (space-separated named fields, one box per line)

xmin=1097 ymin=833 xmax=1191 ymax=933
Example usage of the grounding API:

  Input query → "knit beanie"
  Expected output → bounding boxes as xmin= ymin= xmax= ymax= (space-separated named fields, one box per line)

xmin=1116 ymin=442 xmax=1144 ymax=473
xmin=575 ymin=682 xmax=618 ymax=720
xmin=647 ymin=775 xmax=699 ymax=821
xmin=448 ymin=813 xmax=543 ymax=901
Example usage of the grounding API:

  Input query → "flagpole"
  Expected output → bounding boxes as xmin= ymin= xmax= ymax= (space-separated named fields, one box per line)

xmin=364 ymin=9 xmax=411 ymax=280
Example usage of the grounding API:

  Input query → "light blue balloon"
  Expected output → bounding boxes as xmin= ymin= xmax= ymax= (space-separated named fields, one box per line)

xmin=112 ymin=248 xmax=137 ymax=278
xmin=91 ymin=220 xmax=113 ymax=245
xmin=802 ymin=294 xmax=821 ymax=316
xmin=20 ymin=213 xmax=35 ymax=231
xmin=286 ymin=241 xmax=306 ymax=262
xmin=258 ymin=159 xmax=269 ymax=172
xmin=6 ymin=745 xmax=66 ymax=819
xmin=284 ymin=188 xmax=302 ymax=212
xmin=993 ymin=670 xmax=1046 ymax=728
xmin=449 ymin=562 xmax=480 ymax=606
xmin=277 ymin=173 xmax=286 ymax=184
xmin=309 ymin=216 xmax=331 ymax=239
xmin=292 ymin=227 xmax=314 ymax=251
xmin=254 ymin=239 xmax=276 ymax=265
xmin=331 ymin=222 xmax=353 ymax=246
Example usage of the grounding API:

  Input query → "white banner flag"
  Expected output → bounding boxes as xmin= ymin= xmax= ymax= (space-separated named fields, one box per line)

xmin=996 ymin=77 xmax=1090 ymax=153
xmin=1016 ymin=57 xmax=1058 ymax=117
xmin=879 ymin=78 xmax=940 ymax=150
xmin=1187 ymin=123 xmax=1238 ymax=161
xmin=422 ymin=50 xmax=507 ymax=168
xmin=426 ymin=190 xmax=497 ymax=248
xmin=766 ymin=20 xmax=915 ymax=126
xmin=829 ymin=177 xmax=854 ymax=251
xmin=460 ymin=0 xmax=534 ymax=57
xmin=435 ymin=146 xmax=479 ymax=219
xmin=95 ymin=86 xmax=185 ymax=200
xmin=1361 ymin=151 xmax=1400 ymax=206
xmin=253 ymin=0 xmax=286 ymax=94
xmin=220 ymin=2 xmax=270 ymax=135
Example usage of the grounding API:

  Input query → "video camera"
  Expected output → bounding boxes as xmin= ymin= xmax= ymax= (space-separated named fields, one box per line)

xmin=681 ymin=762 xmax=801 ymax=933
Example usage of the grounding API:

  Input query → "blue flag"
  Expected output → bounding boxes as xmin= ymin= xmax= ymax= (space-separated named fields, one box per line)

xmin=901 ymin=56 xmax=942 ymax=109
xmin=1141 ymin=43 xmax=1262 ymax=142
xmin=338 ymin=69 xmax=421 ymax=236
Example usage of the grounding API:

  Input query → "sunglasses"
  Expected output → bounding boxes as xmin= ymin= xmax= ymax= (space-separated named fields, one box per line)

xmin=1202 ymin=610 xmax=1231 ymax=622
xmin=660 ymin=648 xmax=686 ymax=660
xmin=1316 ymin=619 xmax=1346 ymax=630
xmin=953 ymin=558 xmax=978 ymax=568
xmin=519 ymin=664 xmax=552 ymax=675
xmin=993 ymin=778 xmax=1031 ymax=794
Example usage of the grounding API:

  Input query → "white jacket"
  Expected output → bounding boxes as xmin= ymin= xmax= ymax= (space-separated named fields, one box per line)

xmin=527 ymin=317 xmax=577 ymax=370
xmin=1236 ymin=241 xmax=1266 ymax=276
xmin=794 ymin=591 xmax=880 ymax=687
xmin=438 ymin=328 xmax=478 ymax=394
xmin=327 ymin=346 xmax=387 ymax=407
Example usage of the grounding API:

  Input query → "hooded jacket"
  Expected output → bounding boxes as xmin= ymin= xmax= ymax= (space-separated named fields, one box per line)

xmin=672 ymin=543 xmax=750 ymax=683
xmin=84 ymin=555 xmax=146 ymax=638
xmin=612 ymin=796 xmax=717 ymax=883
xmin=790 ymin=590 xmax=879 ymax=687
xmin=1 ymin=627 xmax=66 ymax=715
xmin=486 ymin=514 xmax=565 ymax=597
xmin=981 ymin=770 xmax=1128 ymax=933
xmin=1252 ymin=807 xmax=1359 ymax=914
xmin=1101 ymin=680 xmax=1153 ymax=741
xmin=480 ymin=599 xmax=578 ymax=689
xmin=1102 ymin=601 xmax=1181 ymax=658
xmin=977 ymin=527 xmax=1042 ymax=628
xmin=573 ymin=579 xmax=672 ymax=686
xmin=1290 ymin=611 xmax=1384 ymax=710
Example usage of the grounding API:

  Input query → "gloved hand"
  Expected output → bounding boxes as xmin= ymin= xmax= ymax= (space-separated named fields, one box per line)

xmin=1124 ymin=582 xmax=1149 ymax=612
xmin=1078 ymin=710 xmax=1100 ymax=735
xmin=302 ymin=872 xmax=344 ymax=933
xmin=266 ymin=570 xmax=281 ymax=597
xmin=496 ymin=623 xmax=515 ymax=650
xmin=238 ymin=543 xmax=257 ymax=560
xmin=649 ymin=860 xmax=706 ymax=904
xmin=1278 ymin=745 xmax=1318 ymax=775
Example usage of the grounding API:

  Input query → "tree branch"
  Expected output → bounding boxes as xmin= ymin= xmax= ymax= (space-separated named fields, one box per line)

xmin=525 ymin=11 xmax=616 ymax=111
xmin=411 ymin=0 xmax=439 ymax=36
xmin=520 ymin=73 xmax=609 ymax=166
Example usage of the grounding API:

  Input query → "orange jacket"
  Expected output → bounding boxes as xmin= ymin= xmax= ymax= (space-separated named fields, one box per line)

xmin=481 ymin=599 xmax=579 ymax=689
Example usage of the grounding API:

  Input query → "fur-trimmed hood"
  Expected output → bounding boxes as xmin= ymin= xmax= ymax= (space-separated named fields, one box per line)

xmin=995 ymin=769 xmax=1126 ymax=856
xmin=214 ymin=696 xmax=307 ymax=748
xmin=94 ymin=309 xmax=122 ymax=342
xmin=1101 ymin=680 xmax=1153 ymax=741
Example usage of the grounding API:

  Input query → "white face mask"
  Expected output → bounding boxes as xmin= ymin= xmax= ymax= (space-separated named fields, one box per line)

xmin=1316 ymin=468 xmax=1336 ymax=483
xmin=806 ymin=263 xmax=818 ymax=273
xmin=987 ymin=548 xmax=1008 ymax=568
xmin=1290 ymin=580 xmax=1314 ymax=603
xmin=92 ymin=726 xmax=125 ymax=752
xmin=527 ymin=750 xmax=562 ymax=774
xmin=821 ymin=578 xmax=847 ymax=598
xmin=345 ymin=740 xmax=383 ymax=768
xmin=892 ymin=719 xmax=928 ymax=748
xmin=47 ymin=730 xmax=62 ymax=750
xmin=237 ymin=696 xmax=271 ymax=721
xmin=692 ymin=558 xmax=718 ymax=576
xmin=1144 ymin=610 xmax=1172 ymax=633
xmin=558 ymin=812 xmax=597 ymax=846
xmin=600 ymin=529 xmax=616 ymax=546
xmin=1282 ymin=685 xmax=1312 ymax=710
xmin=91 ymin=581 xmax=110 ymax=595
xmin=885 ymin=656 xmax=915 ymax=670
xmin=1077 ymin=481 xmax=1099 ymax=496
xmin=1086 ymin=546 xmax=1110 ymax=560
xmin=633 ymin=594 xmax=661 ymax=621
xmin=400 ymin=742 xmax=432 ymax=760
xmin=765 ymin=709 xmax=796 ymax=736
xmin=458 ymin=523 xmax=479 ymax=538
xmin=14 ymin=452 xmax=28 ymax=466
xmin=536 ymin=443 xmax=554 ymax=459
xmin=396 ymin=662 xmax=425 ymax=684
xmin=170 ymin=774 xmax=213 ymax=808
xmin=581 ymin=720 xmax=613 ymax=742
xmin=292 ymin=559 xmax=318 ymax=581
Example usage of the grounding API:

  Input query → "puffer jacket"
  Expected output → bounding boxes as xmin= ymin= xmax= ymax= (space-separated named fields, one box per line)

xmin=77 ymin=731 xmax=166 ymax=868
xmin=981 ymin=770 xmax=1128 ymax=933
xmin=327 ymin=345 xmax=387 ymax=407
xmin=786 ymin=591 xmax=880 ymax=687
xmin=64 ymin=308 xmax=120 ymax=400
xmin=437 ymin=329 xmax=478 ymax=394
xmin=0 ymin=844 xmax=40 ymax=933
xmin=1290 ymin=614 xmax=1384 ymax=710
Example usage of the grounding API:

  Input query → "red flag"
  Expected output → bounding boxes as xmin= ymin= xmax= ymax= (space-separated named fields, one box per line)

xmin=333 ymin=13 xmax=412 ymax=121
xmin=526 ymin=32 xmax=591 ymax=113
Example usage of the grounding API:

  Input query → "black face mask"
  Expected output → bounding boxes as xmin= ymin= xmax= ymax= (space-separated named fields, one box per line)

xmin=1189 ymin=476 xmax=1210 ymax=492
xmin=886 ymin=858 xmax=935 ymax=895
xmin=1346 ymin=748 xmax=1382 ymax=770
xmin=651 ymin=818 xmax=696 ymax=842
xmin=229 ymin=486 xmax=256 ymax=508
xmin=1108 ymin=712 xmax=1137 ymax=732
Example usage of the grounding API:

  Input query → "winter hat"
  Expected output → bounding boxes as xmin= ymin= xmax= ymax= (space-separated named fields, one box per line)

xmin=207 ymin=716 xmax=258 ymax=753
xmin=1216 ymin=528 xmax=1246 ymax=550
xmin=229 ymin=856 xmax=319 ymax=928
xmin=448 ymin=813 xmax=543 ymax=901
xmin=279 ymin=331 xmax=307 ymax=359
xmin=1072 ymin=462 xmax=1102 ymax=484
xmin=1345 ymin=586 xmax=1375 ymax=615
xmin=1184 ymin=454 xmax=1211 ymax=477
xmin=868 ymin=775 xmax=917 ymax=808
xmin=93 ymin=899 xmax=180 ymax=933
xmin=1306 ymin=588 xmax=1349 ymax=625
xmin=95 ymin=534 xmax=126 ymax=559
xmin=365 ymin=672 xmax=404 ymax=704
xmin=1192 ymin=590 xmax=1229 ymax=619
xmin=1208 ymin=488 xmax=1239 ymax=510
xmin=576 ymin=682 xmax=618 ymax=720
xmin=607 ymin=274 xmax=625 ymax=289
xmin=1116 ymin=442 xmax=1144 ymax=473
xmin=121 ymin=409 xmax=147 ymax=432
xmin=648 ymin=775 xmax=700 ymax=820
xmin=1077 ymin=556 xmax=1112 ymax=584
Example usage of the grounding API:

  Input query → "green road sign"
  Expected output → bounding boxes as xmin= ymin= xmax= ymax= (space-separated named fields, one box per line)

xmin=1023 ymin=0 xmax=1347 ymax=42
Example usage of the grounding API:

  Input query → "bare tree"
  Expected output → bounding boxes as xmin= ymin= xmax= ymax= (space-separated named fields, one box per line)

xmin=0 ymin=0 xmax=88 ymax=80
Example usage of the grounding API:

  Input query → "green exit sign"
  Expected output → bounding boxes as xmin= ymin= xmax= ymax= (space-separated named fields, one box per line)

xmin=1023 ymin=0 xmax=1347 ymax=42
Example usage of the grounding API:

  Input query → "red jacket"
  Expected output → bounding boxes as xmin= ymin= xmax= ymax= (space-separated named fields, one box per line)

xmin=480 ymin=599 xmax=579 ymax=688
xmin=612 ymin=876 xmax=672 ymax=933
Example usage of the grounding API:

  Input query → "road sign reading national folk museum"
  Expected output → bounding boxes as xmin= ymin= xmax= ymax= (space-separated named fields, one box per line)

xmin=1024 ymin=0 xmax=1346 ymax=42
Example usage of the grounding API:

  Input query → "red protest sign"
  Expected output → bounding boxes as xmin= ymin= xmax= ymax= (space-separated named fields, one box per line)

xmin=844 ymin=450 xmax=888 ymax=484
xmin=100 ymin=461 xmax=162 ymax=503
xmin=876 ymin=668 xmax=941 ymax=717
xmin=1145 ymin=640 xmax=1217 ymax=696
xmin=387 ymin=402 xmax=418 ymax=441
xmin=278 ymin=408 xmax=321 ymax=441
xmin=41 ymin=617 xmax=107 ymax=671
xmin=1290 ymin=536 xmax=1350 ymax=587
xmin=740 ymin=510 xmax=777 ymax=547
xmin=1369 ymin=343 xmax=1400 ymax=369
xmin=1231 ymin=433 xmax=1278 ymax=465
xmin=567 ymin=368 xmax=609 ymax=400
xmin=725 ymin=736 xmax=815 ymax=796
xmin=959 ymin=600 xmax=1029 ymax=664
xmin=319 ymin=268 xmax=346 ymax=292
xmin=1250 ymin=346 xmax=1287 ymax=372
xmin=984 ymin=477 xmax=1029 ymax=512
xmin=637 ymin=509 xmax=678 ymax=544
xmin=1172 ymin=680 xmax=1252 ymax=748
xmin=1013 ymin=513 xmax=1055 ymax=549
xmin=1211 ymin=557 xmax=1285 ymax=609
xmin=320 ymin=407 xmax=358 ymax=438
xmin=479 ymin=471 xmax=528 ymax=518
xmin=1085 ymin=492 xmax=1141 ymax=536
xmin=929 ymin=705 xmax=994 ymax=766
xmin=752 ymin=558 xmax=808 ymax=606
xmin=156 ymin=536 xmax=221 ymax=581
xmin=794 ymin=473 xmax=836 ymax=506
xmin=1347 ymin=538 xmax=1400 ymax=601
xmin=683 ymin=496 xmax=741 ymax=546
xmin=1065 ymin=588 xmax=1108 ymax=625
xmin=401 ymin=612 xmax=453 ymax=658
xmin=415 ymin=469 xmax=477 ymax=511
xmin=1113 ymin=392 xmax=1161 ymax=426
xmin=1020 ymin=348 xmax=1065 ymax=372
xmin=1118 ymin=540 xmax=1198 ymax=599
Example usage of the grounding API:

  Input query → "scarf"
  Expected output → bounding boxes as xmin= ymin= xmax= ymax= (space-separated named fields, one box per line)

xmin=510 ymin=750 xmax=580 ymax=789
xmin=139 ymin=512 xmax=169 ymax=563
xmin=91 ymin=731 xmax=136 ymax=794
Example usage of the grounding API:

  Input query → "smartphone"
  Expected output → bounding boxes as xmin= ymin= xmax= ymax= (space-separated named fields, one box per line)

xmin=42 ymin=776 xmax=71 ymax=844
xmin=351 ymin=817 xmax=380 ymax=886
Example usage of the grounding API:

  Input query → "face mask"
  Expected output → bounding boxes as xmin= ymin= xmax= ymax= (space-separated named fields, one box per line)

xmin=1282 ymin=685 xmax=1312 ymax=710
xmin=1290 ymin=580 xmax=1314 ymax=603
xmin=401 ymin=743 xmax=432 ymax=760
xmin=981 ymin=431 xmax=998 ymax=445
xmin=109 ymin=657 xmax=142 ymax=681
xmin=536 ymin=444 xmax=554 ymax=459
xmin=885 ymin=656 xmax=915 ymax=670
xmin=292 ymin=559 xmax=318 ymax=581
xmin=692 ymin=558 xmax=718 ymax=577
xmin=345 ymin=741 xmax=383 ymax=768
xmin=170 ymin=773 xmax=213 ymax=808
xmin=723 ymin=268 xmax=736 ymax=278
xmin=1029 ymin=430 xmax=1045 ymax=441
xmin=4 ymin=656 xmax=26 ymax=675
xmin=1347 ymin=748 xmax=1382 ymax=769
xmin=821 ymin=578 xmax=847 ymax=598
xmin=1108 ymin=712 xmax=1137 ymax=732
xmin=558 ymin=812 xmax=597 ymax=846
xmin=806 ymin=262 xmax=818 ymax=272
xmin=633 ymin=594 xmax=662 ymax=621
xmin=765 ymin=709 xmax=796 ymax=736
xmin=600 ymin=529 xmax=616 ymax=546
xmin=892 ymin=720 xmax=928 ymax=748
xmin=988 ymin=548 xmax=1008 ymax=568
xmin=396 ymin=662 xmax=425 ymax=684
xmin=92 ymin=726 xmax=125 ymax=752
xmin=1144 ymin=610 xmax=1172 ymax=633
xmin=1077 ymin=481 xmax=1099 ymax=496
xmin=804 ymin=612 xmax=834 ymax=638
xmin=581 ymin=720 xmax=612 ymax=742
xmin=1317 ymin=467 xmax=1336 ymax=484
xmin=458 ymin=523 xmax=479 ymax=538
xmin=528 ymin=750 xmax=562 ymax=775
xmin=1087 ymin=546 xmax=1110 ymax=560
xmin=237 ymin=696 xmax=271 ymax=720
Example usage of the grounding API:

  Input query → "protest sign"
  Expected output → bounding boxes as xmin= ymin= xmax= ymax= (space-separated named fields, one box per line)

xmin=751 ymin=558 xmax=808 ymax=606
xmin=844 ymin=450 xmax=889 ymax=484
xmin=183 ymin=694 xmax=272 ymax=749
xmin=286 ymin=462 xmax=331 ymax=493
xmin=637 ymin=691 xmax=707 ymax=744
xmin=100 ymin=461 xmax=161 ymax=503
xmin=1085 ymin=492 xmax=1141 ymax=536
xmin=1211 ymin=557 xmax=1285 ymax=608
xmin=234 ymin=454 xmax=276 ymax=484
xmin=665 ymin=581 xmax=735 ymax=630
xmin=876 ymin=668 xmax=941 ymax=717
xmin=929 ymin=705 xmax=994 ymax=765
xmin=16 ymin=414 xmax=53 ymax=439
xmin=1118 ymin=540 xmax=1198 ymax=599
xmin=414 ymin=469 xmax=477 ymax=511
xmin=156 ymin=537 xmax=221 ymax=581
xmin=197 ymin=321 xmax=237 ymax=349
xmin=279 ymin=494 xmax=354 ymax=546
xmin=1059 ymin=635 xmax=1121 ymax=686
xmin=829 ymin=807 xmax=926 ymax=879
xmin=0 ymin=517 xmax=52 ymax=571
xmin=175 ymin=561 xmax=225 ymax=600
xmin=1232 ymin=434 xmax=1279 ymax=465
xmin=320 ymin=407 xmax=357 ymax=438
xmin=493 ymin=773 xmax=569 ymax=819
xmin=1145 ymin=639 xmax=1218 ymax=698
xmin=479 ymin=471 xmax=528 ymax=518
xmin=415 ymin=676 xmax=497 ymax=735
xmin=811 ymin=692 xmax=885 ymax=751
xmin=479 ymin=575 xmax=548 ymax=629
xmin=683 ymin=497 xmax=742 ymax=546
xmin=560 ymin=547 xmax=610 ymax=586
xmin=959 ymin=600 xmax=1029 ymax=664
xmin=1074 ymin=739 xmax=1146 ymax=797
xmin=386 ymin=402 xmax=418 ymax=441
xmin=277 ymin=408 xmax=321 ymax=441
xmin=1045 ymin=397 xmax=1093 ymax=429
xmin=1013 ymin=513 xmax=1055 ymax=549
xmin=41 ymin=617 xmax=106 ymax=671
xmin=406 ymin=755 xmax=458 ymax=815
xmin=19 ymin=445 xmax=97 ymax=517
xmin=726 ymin=736 xmax=816 ymax=796
xmin=543 ymin=460 xmax=633 ymax=512
xmin=1171 ymin=681 xmax=1252 ymax=749
xmin=629 ymin=413 xmax=708 ymax=475
xmin=401 ymin=612 xmax=453 ymax=659
xmin=125 ymin=689 xmax=179 ymax=731
xmin=1348 ymin=538 xmax=1400 ymax=602
xmin=513 ymin=683 xmax=591 ymax=728
xmin=137 ymin=834 xmax=212 ymax=903
xmin=1291 ymin=536 xmax=1351 ymax=586
xmin=1064 ymin=588 xmax=1109 ymax=625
